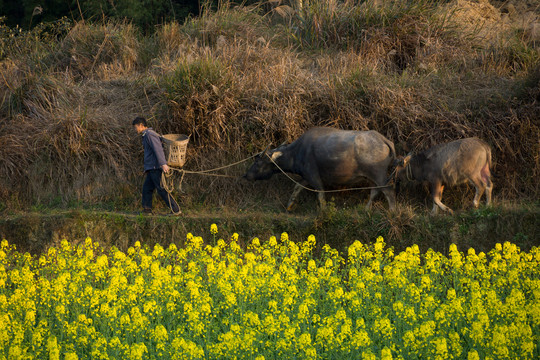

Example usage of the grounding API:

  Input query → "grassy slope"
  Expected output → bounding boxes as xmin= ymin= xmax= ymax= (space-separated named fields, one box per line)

xmin=0 ymin=1 xmax=539 ymax=252
xmin=1 ymin=202 xmax=538 ymax=256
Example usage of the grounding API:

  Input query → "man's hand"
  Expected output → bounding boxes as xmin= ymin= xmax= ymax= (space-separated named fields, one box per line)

xmin=162 ymin=164 xmax=170 ymax=173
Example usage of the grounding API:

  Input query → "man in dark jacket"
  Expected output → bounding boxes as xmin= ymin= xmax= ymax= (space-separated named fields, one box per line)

xmin=132 ymin=117 xmax=181 ymax=215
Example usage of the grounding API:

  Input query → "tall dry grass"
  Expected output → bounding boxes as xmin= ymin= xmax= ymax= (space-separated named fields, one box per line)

xmin=0 ymin=0 xmax=538 ymax=211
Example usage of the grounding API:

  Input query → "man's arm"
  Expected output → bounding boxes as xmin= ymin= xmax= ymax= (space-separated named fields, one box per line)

xmin=148 ymin=131 xmax=169 ymax=171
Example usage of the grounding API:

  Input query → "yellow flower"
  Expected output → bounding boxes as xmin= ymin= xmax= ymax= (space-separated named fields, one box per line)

xmin=403 ymin=330 xmax=415 ymax=348
xmin=2 ymin=236 xmax=539 ymax=359
xmin=55 ymin=304 xmax=66 ymax=316
xmin=262 ymin=314 xmax=278 ymax=335
xmin=361 ymin=350 xmax=377 ymax=360
xmin=243 ymin=311 xmax=261 ymax=327
xmin=47 ymin=336 xmax=60 ymax=360
xmin=245 ymin=252 xmax=256 ymax=263
xmin=226 ymin=293 xmax=237 ymax=306
xmin=420 ymin=275 xmax=431 ymax=289
xmin=467 ymin=350 xmax=480 ymax=360
xmin=210 ymin=223 xmax=218 ymax=234
xmin=325 ymin=258 xmax=333 ymax=269
xmin=201 ymin=303 xmax=211 ymax=315
xmin=381 ymin=347 xmax=393 ymax=360
xmin=65 ymin=353 xmax=78 ymax=360
xmin=231 ymin=241 xmax=241 ymax=253
xmin=306 ymin=234 xmax=316 ymax=247
xmin=143 ymin=300 xmax=158 ymax=314
xmin=211 ymin=246 xmax=221 ymax=258
xmin=268 ymin=300 xmax=278 ymax=311
xmin=154 ymin=324 xmax=169 ymax=342
xmin=8 ymin=346 xmax=22 ymax=359
xmin=25 ymin=310 xmax=36 ymax=324
xmin=351 ymin=328 xmax=371 ymax=349
xmin=298 ymin=303 xmax=310 ymax=320
xmin=85 ymin=237 xmax=93 ymax=248
xmin=96 ymin=254 xmax=108 ymax=268
xmin=130 ymin=343 xmax=148 ymax=360
xmin=333 ymin=287 xmax=344 ymax=300
xmin=152 ymin=244 xmax=165 ymax=258
xmin=299 ymin=333 xmax=312 ymax=347
xmin=374 ymin=317 xmax=394 ymax=341
xmin=433 ymin=337 xmax=448 ymax=358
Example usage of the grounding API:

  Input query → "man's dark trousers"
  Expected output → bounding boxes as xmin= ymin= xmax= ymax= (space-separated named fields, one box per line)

xmin=142 ymin=169 xmax=180 ymax=213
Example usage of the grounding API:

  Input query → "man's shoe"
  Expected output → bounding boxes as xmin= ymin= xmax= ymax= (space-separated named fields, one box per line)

xmin=141 ymin=208 xmax=153 ymax=215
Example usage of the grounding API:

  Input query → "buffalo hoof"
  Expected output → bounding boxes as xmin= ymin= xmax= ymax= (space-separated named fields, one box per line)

xmin=286 ymin=203 xmax=296 ymax=212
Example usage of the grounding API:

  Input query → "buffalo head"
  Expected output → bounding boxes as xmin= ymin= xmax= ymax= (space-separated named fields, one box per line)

xmin=243 ymin=146 xmax=283 ymax=181
xmin=393 ymin=154 xmax=413 ymax=182
xmin=391 ymin=154 xmax=413 ymax=195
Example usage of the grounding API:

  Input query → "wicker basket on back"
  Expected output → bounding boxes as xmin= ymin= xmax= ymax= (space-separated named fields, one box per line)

xmin=162 ymin=134 xmax=189 ymax=168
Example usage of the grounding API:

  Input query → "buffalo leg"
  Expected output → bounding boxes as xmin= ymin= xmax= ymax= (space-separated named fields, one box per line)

xmin=301 ymin=174 xmax=326 ymax=210
xmin=470 ymin=177 xmax=486 ymax=208
xmin=484 ymin=171 xmax=493 ymax=206
xmin=366 ymin=175 xmax=396 ymax=210
xmin=287 ymin=183 xmax=304 ymax=212
xmin=317 ymin=191 xmax=326 ymax=210
xmin=431 ymin=182 xmax=453 ymax=214
xmin=365 ymin=187 xmax=395 ymax=210
xmin=485 ymin=181 xmax=493 ymax=206
xmin=382 ymin=186 xmax=396 ymax=210
xmin=481 ymin=162 xmax=492 ymax=206
xmin=365 ymin=188 xmax=380 ymax=210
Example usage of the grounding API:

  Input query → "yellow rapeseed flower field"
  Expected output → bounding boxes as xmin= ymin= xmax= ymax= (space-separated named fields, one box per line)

xmin=0 ymin=230 xmax=538 ymax=359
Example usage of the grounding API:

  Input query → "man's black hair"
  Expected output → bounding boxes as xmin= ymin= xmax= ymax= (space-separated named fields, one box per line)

xmin=132 ymin=117 xmax=147 ymax=126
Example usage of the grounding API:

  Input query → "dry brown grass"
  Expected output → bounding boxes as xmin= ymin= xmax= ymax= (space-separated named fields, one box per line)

xmin=0 ymin=1 xmax=538 ymax=210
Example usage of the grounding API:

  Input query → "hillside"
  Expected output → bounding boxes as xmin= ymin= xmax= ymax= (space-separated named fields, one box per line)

xmin=1 ymin=0 xmax=539 ymax=217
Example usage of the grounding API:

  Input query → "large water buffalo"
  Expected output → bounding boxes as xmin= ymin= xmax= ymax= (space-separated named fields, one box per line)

xmin=243 ymin=127 xmax=396 ymax=211
xmin=394 ymin=137 xmax=493 ymax=214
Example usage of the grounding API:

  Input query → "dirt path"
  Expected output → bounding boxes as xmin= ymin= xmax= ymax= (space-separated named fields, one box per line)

xmin=1 ymin=204 xmax=538 ymax=256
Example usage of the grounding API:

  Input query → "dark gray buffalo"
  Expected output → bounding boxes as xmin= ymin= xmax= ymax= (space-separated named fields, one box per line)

xmin=394 ymin=138 xmax=493 ymax=214
xmin=243 ymin=127 xmax=396 ymax=211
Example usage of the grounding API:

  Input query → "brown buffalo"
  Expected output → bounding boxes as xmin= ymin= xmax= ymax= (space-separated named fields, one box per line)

xmin=395 ymin=138 xmax=493 ymax=214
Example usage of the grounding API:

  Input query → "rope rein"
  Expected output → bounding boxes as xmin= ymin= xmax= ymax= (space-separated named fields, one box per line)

xmin=160 ymin=153 xmax=260 ymax=212
xmin=264 ymin=153 xmax=395 ymax=193
xmin=159 ymin=150 xmax=397 ymax=214
xmin=180 ymin=154 xmax=259 ymax=175
xmin=406 ymin=161 xmax=414 ymax=181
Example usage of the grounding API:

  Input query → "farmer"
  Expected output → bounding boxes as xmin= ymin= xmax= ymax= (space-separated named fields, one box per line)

xmin=132 ymin=116 xmax=181 ymax=215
